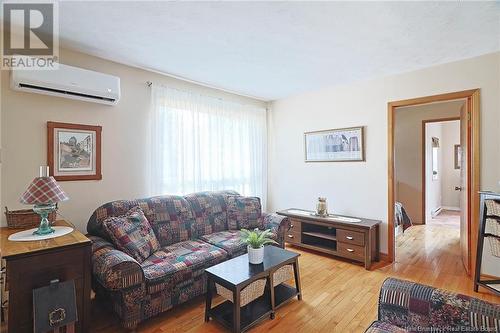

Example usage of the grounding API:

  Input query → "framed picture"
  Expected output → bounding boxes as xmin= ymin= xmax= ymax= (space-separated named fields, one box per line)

xmin=454 ymin=144 xmax=461 ymax=170
xmin=47 ymin=122 xmax=102 ymax=181
xmin=304 ymin=126 xmax=365 ymax=162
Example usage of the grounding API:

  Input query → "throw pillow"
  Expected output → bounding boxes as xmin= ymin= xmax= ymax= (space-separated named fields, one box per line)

xmin=103 ymin=206 xmax=160 ymax=262
xmin=226 ymin=196 xmax=263 ymax=230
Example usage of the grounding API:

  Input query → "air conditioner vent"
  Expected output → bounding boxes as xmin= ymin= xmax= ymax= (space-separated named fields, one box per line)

xmin=18 ymin=83 xmax=116 ymax=103
xmin=11 ymin=58 xmax=120 ymax=105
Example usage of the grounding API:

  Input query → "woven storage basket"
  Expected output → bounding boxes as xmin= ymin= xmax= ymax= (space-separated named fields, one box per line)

xmin=216 ymin=279 xmax=267 ymax=307
xmin=273 ymin=265 xmax=294 ymax=287
xmin=4 ymin=207 xmax=57 ymax=229
xmin=485 ymin=200 xmax=500 ymax=217
xmin=485 ymin=218 xmax=500 ymax=257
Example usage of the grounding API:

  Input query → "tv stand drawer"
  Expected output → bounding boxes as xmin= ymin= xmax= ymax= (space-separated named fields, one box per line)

xmin=338 ymin=242 xmax=365 ymax=261
xmin=337 ymin=229 xmax=364 ymax=246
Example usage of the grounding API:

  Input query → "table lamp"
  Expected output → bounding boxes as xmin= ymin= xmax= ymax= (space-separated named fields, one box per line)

xmin=19 ymin=166 xmax=69 ymax=235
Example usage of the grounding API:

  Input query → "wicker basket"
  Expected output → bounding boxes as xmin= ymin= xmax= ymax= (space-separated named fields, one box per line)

xmin=216 ymin=279 xmax=267 ymax=307
xmin=485 ymin=218 xmax=500 ymax=257
xmin=485 ymin=200 xmax=500 ymax=217
xmin=4 ymin=207 xmax=57 ymax=229
xmin=273 ymin=265 xmax=294 ymax=287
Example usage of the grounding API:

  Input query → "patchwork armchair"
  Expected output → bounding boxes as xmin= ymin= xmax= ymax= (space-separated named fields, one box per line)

xmin=87 ymin=190 xmax=289 ymax=330
xmin=366 ymin=277 xmax=500 ymax=332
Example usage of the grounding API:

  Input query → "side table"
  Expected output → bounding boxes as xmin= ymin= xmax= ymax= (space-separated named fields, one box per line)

xmin=0 ymin=220 xmax=91 ymax=333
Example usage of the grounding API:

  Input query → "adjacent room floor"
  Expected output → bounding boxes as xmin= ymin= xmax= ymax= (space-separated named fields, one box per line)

xmin=92 ymin=223 xmax=499 ymax=333
xmin=426 ymin=209 xmax=461 ymax=229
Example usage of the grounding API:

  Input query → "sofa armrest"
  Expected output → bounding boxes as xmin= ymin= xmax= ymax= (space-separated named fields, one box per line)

xmin=262 ymin=213 xmax=290 ymax=248
xmin=377 ymin=277 xmax=500 ymax=332
xmin=89 ymin=235 xmax=145 ymax=291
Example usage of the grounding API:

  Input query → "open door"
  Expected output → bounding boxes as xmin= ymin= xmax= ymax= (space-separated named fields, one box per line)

xmin=459 ymin=102 xmax=471 ymax=274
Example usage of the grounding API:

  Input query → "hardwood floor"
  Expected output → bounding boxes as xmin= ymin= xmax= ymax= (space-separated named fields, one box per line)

xmin=91 ymin=225 xmax=500 ymax=333
xmin=426 ymin=209 xmax=460 ymax=229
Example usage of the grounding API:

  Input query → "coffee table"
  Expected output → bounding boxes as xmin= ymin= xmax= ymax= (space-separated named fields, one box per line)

xmin=205 ymin=246 xmax=301 ymax=333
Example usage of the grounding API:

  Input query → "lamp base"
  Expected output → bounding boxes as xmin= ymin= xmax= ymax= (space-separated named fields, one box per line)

xmin=32 ymin=203 xmax=56 ymax=236
xmin=33 ymin=226 xmax=55 ymax=235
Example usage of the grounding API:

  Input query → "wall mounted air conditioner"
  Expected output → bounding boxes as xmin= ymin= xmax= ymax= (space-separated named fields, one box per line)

xmin=11 ymin=60 xmax=121 ymax=105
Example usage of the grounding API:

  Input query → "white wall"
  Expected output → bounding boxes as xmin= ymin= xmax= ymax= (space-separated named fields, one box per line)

xmin=268 ymin=52 xmax=500 ymax=276
xmin=0 ymin=48 xmax=266 ymax=232
xmin=425 ymin=122 xmax=443 ymax=220
xmin=441 ymin=120 xmax=461 ymax=209
xmin=393 ymin=101 xmax=462 ymax=224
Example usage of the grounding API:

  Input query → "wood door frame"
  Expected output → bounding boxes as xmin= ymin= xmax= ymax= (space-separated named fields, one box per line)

xmin=421 ymin=117 xmax=461 ymax=225
xmin=387 ymin=89 xmax=480 ymax=275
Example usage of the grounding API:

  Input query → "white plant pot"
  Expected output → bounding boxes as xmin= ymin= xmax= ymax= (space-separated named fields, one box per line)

xmin=248 ymin=245 xmax=264 ymax=264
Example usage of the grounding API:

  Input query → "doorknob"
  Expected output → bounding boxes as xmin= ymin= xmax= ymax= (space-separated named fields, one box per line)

xmin=455 ymin=186 xmax=462 ymax=191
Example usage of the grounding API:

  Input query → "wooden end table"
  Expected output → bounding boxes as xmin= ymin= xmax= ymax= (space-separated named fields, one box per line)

xmin=205 ymin=246 xmax=301 ymax=333
xmin=0 ymin=220 xmax=91 ymax=333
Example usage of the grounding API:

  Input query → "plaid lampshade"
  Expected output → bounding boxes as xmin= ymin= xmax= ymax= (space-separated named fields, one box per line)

xmin=19 ymin=177 xmax=69 ymax=205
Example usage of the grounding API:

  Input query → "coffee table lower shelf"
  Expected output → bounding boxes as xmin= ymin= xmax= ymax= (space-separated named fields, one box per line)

xmin=209 ymin=284 xmax=298 ymax=332
xmin=274 ymin=284 xmax=299 ymax=309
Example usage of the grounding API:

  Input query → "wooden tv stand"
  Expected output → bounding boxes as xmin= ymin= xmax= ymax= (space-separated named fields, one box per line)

xmin=277 ymin=209 xmax=381 ymax=270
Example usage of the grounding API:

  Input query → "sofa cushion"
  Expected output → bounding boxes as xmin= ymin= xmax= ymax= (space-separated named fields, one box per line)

xmin=226 ymin=196 xmax=264 ymax=230
xmin=184 ymin=190 xmax=239 ymax=239
xmin=199 ymin=230 xmax=246 ymax=257
xmin=87 ymin=195 xmax=195 ymax=247
xmin=88 ymin=199 xmax=155 ymax=241
xmin=148 ymin=196 xmax=194 ymax=247
xmin=141 ymin=240 xmax=228 ymax=294
xmin=200 ymin=230 xmax=279 ymax=258
xmin=103 ymin=207 xmax=160 ymax=262
xmin=365 ymin=321 xmax=408 ymax=333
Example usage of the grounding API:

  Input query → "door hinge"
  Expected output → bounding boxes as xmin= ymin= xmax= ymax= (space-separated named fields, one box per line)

xmin=467 ymin=112 xmax=471 ymax=121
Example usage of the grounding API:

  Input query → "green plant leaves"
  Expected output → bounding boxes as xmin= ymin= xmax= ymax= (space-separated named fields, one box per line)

xmin=240 ymin=228 xmax=278 ymax=249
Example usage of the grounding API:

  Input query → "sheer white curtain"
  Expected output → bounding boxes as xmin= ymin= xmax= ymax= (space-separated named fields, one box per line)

xmin=149 ymin=85 xmax=267 ymax=204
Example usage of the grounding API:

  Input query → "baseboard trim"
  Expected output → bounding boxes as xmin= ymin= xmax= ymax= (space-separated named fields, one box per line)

xmin=480 ymin=273 xmax=500 ymax=280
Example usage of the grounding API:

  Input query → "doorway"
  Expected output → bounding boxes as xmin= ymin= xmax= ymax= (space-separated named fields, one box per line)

xmin=424 ymin=118 xmax=461 ymax=228
xmin=387 ymin=89 xmax=480 ymax=275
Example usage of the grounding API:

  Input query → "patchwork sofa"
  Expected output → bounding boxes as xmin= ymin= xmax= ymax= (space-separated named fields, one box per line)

xmin=366 ymin=277 xmax=500 ymax=332
xmin=86 ymin=190 xmax=289 ymax=330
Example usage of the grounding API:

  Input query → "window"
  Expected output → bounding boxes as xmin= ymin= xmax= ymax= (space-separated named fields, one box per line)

xmin=150 ymin=85 xmax=267 ymax=203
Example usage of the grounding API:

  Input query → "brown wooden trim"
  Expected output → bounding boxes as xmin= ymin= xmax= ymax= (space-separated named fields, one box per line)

xmin=387 ymin=89 xmax=480 ymax=271
xmin=47 ymin=121 xmax=102 ymax=181
xmin=378 ymin=252 xmax=389 ymax=262
xmin=387 ymin=90 xmax=478 ymax=108
xmin=421 ymin=117 xmax=461 ymax=225
xmin=387 ymin=104 xmax=395 ymax=262
xmin=480 ymin=273 xmax=500 ymax=280
xmin=470 ymin=90 xmax=480 ymax=276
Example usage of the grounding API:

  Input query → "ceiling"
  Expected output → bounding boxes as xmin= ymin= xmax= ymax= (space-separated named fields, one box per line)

xmin=57 ymin=1 xmax=500 ymax=101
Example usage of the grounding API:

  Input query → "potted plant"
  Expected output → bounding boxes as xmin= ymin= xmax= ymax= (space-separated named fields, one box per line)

xmin=240 ymin=228 xmax=278 ymax=264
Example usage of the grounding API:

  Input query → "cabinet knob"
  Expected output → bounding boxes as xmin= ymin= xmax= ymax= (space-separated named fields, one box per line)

xmin=347 ymin=248 xmax=354 ymax=252
xmin=346 ymin=236 xmax=354 ymax=240
xmin=287 ymin=234 xmax=294 ymax=238
xmin=290 ymin=224 xmax=294 ymax=228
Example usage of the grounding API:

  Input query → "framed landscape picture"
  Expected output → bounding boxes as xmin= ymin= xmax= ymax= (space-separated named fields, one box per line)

xmin=304 ymin=126 xmax=365 ymax=162
xmin=47 ymin=122 xmax=102 ymax=181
